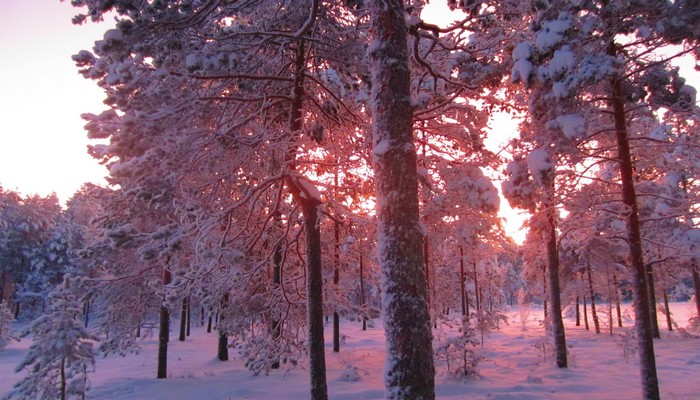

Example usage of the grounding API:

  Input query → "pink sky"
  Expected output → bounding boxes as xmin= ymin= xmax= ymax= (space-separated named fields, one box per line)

xmin=0 ymin=0 xmax=110 ymax=203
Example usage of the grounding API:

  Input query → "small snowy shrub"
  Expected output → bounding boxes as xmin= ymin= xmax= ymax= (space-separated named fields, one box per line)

xmin=0 ymin=302 xmax=17 ymax=350
xmin=517 ymin=289 xmax=531 ymax=331
xmin=434 ymin=317 xmax=483 ymax=378
xmin=615 ymin=328 xmax=638 ymax=361
xmin=6 ymin=279 xmax=97 ymax=400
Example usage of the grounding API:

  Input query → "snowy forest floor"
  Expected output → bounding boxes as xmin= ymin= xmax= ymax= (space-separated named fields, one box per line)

xmin=2 ymin=303 xmax=700 ymax=399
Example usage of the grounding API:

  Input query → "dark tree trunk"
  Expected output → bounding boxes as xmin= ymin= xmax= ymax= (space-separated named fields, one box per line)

xmin=179 ymin=297 xmax=187 ymax=342
xmin=302 ymin=199 xmax=328 ymax=400
xmin=369 ymin=1 xmax=435 ymax=397
xmin=207 ymin=313 xmax=213 ymax=333
xmin=333 ymin=218 xmax=340 ymax=353
xmin=83 ymin=300 xmax=90 ymax=328
xmin=360 ymin=249 xmax=366 ymax=331
xmin=157 ymin=267 xmax=171 ymax=379
xmin=460 ymin=246 xmax=466 ymax=317
xmin=218 ymin=293 xmax=229 ymax=361
xmin=575 ymin=296 xmax=580 ymax=327
xmin=614 ymin=275 xmax=623 ymax=328
xmin=271 ymin=215 xmax=283 ymax=369
xmin=545 ymin=197 xmax=567 ymax=368
xmin=201 ymin=305 xmax=205 ymax=326
xmin=646 ymin=263 xmax=660 ymax=339
xmin=186 ymin=297 xmax=191 ymax=337
xmin=14 ymin=302 xmax=20 ymax=320
xmin=663 ymin=290 xmax=673 ymax=332
xmin=583 ymin=296 xmax=590 ymax=331
xmin=474 ymin=260 xmax=480 ymax=312
xmin=693 ymin=260 xmax=700 ymax=319
xmin=542 ymin=266 xmax=547 ymax=321
xmin=608 ymin=40 xmax=660 ymax=399
xmin=586 ymin=260 xmax=601 ymax=334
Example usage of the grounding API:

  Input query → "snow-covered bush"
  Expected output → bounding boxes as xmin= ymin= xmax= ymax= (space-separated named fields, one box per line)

xmin=434 ymin=317 xmax=483 ymax=379
xmin=6 ymin=278 xmax=97 ymax=400
xmin=615 ymin=328 xmax=638 ymax=361
xmin=0 ymin=302 xmax=17 ymax=350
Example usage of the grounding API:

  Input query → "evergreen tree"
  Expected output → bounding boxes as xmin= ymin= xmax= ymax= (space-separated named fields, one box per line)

xmin=7 ymin=278 xmax=97 ymax=400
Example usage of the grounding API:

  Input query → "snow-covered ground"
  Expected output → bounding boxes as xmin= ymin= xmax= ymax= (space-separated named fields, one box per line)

xmin=2 ymin=303 xmax=699 ymax=399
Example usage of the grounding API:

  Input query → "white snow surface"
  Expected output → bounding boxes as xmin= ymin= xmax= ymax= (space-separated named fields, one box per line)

xmin=4 ymin=304 xmax=699 ymax=399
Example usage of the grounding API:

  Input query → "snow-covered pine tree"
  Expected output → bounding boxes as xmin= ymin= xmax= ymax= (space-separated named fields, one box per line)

xmin=7 ymin=278 xmax=97 ymax=400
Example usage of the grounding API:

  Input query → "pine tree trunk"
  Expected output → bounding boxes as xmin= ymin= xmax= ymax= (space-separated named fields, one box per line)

xmin=218 ymin=293 xmax=229 ymax=361
xmin=583 ymin=296 xmax=589 ymax=331
xmin=663 ymin=290 xmax=672 ymax=332
xmin=608 ymin=40 xmax=660 ymax=399
xmin=474 ymin=260 xmax=480 ymax=312
xmin=179 ymin=298 xmax=187 ymax=341
xmin=693 ymin=260 xmax=700 ymax=319
xmin=545 ymin=196 xmax=567 ymax=368
xmin=360 ymin=249 xmax=366 ymax=331
xmin=333 ymin=218 xmax=340 ymax=353
xmin=575 ymin=296 xmax=580 ymax=327
xmin=646 ymin=263 xmax=660 ymax=339
xmin=460 ymin=246 xmax=466 ymax=317
xmin=302 ymin=199 xmax=328 ymax=400
xmin=369 ymin=0 xmax=435 ymax=397
xmin=542 ymin=266 xmax=547 ymax=321
xmin=586 ymin=260 xmax=601 ymax=334
xmin=157 ymin=266 xmax=171 ymax=379
xmin=614 ymin=275 xmax=623 ymax=328
xmin=207 ymin=313 xmax=213 ymax=333
xmin=83 ymin=300 xmax=90 ymax=328
xmin=60 ymin=357 xmax=66 ymax=400
xmin=271 ymin=216 xmax=283 ymax=369
xmin=186 ymin=297 xmax=191 ymax=337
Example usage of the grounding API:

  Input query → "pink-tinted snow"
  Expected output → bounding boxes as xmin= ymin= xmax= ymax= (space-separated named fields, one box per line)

xmin=1 ymin=303 xmax=699 ymax=399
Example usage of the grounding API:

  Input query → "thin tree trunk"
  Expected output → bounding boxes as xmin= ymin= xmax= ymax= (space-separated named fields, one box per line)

xmin=83 ymin=300 xmax=90 ymax=328
xmin=369 ymin=0 xmax=435 ymax=397
xmin=614 ymin=275 xmax=623 ymax=328
xmin=157 ymin=266 xmax=171 ymax=379
xmin=608 ymin=39 xmax=660 ymax=399
xmin=545 ymin=194 xmax=567 ymax=368
xmin=271 ymin=214 xmax=283 ymax=369
xmin=460 ymin=246 xmax=466 ymax=317
xmin=218 ymin=293 xmax=229 ymax=361
xmin=474 ymin=260 xmax=480 ymax=312
xmin=333 ymin=217 xmax=340 ymax=353
xmin=542 ymin=266 xmax=547 ymax=321
xmin=207 ymin=313 xmax=213 ymax=333
xmin=586 ymin=259 xmax=601 ymax=334
xmin=646 ymin=263 xmax=660 ymax=339
xmin=583 ymin=295 xmax=589 ymax=331
xmin=575 ymin=296 xmax=580 ymax=327
xmin=360 ymin=246 xmax=366 ymax=331
xmin=186 ymin=297 xmax=191 ymax=337
xmin=663 ymin=290 xmax=673 ymax=332
xmin=179 ymin=297 xmax=187 ymax=341
xmin=60 ymin=357 xmax=66 ymax=400
xmin=693 ymin=260 xmax=700 ymax=319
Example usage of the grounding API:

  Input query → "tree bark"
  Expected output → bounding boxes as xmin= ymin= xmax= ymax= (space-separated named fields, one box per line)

xmin=575 ymin=296 xmax=580 ymax=327
xmin=545 ymin=194 xmax=567 ymax=368
xmin=179 ymin=297 xmax=187 ymax=341
xmin=693 ymin=260 xmax=700 ymax=319
xmin=218 ymin=293 xmax=229 ymax=361
xmin=614 ymin=275 xmax=623 ymax=328
xmin=583 ymin=295 xmax=589 ymax=331
xmin=360 ymin=248 xmax=367 ymax=331
xmin=157 ymin=266 xmax=171 ymax=379
xmin=271 ymin=212 xmax=284 ymax=370
xmin=646 ymin=263 xmax=660 ymax=338
xmin=460 ymin=246 xmax=466 ymax=317
xmin=333 ymin=217 xmax=340 ymax=353
xmin=608 ymin=40 xmax=660 ymax=399
xmin=369 ymin=0 xmax=436 ymax=397
xmin=302 ymin=199 xmax=328 ymax=400
xmin=586 ymin=260 xmax=601 ymax=334
xmin=663 ymin=290 xmax=673 ymax=332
